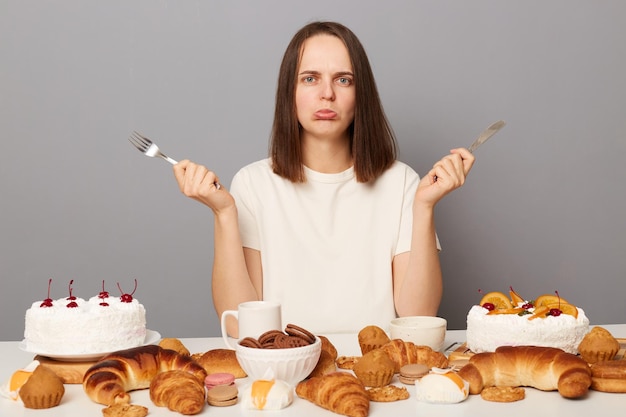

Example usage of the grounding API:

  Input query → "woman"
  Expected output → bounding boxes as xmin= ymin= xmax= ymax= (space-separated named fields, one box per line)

xmin=173 ymin=22 xmax=474 ymax=335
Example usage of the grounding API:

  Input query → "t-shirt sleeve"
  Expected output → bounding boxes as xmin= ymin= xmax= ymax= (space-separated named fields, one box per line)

xmin=230 ymin=168 xmax=261 ymax=250
xmin=394 ymin=167 xmax=441 ymax=255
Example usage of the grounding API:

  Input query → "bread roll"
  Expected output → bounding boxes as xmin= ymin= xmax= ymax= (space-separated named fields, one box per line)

xmin=458 ymin=345 xmax=591 ymax=398
xmin=150 ymin=370 xmax=205 ymax=415
xmin=590 ymin=359 xmax=626 ymax=393
xmin=83 ymin=345 xmax=207 ymax=406
xmin=193 ymin=348 xmax=247 ymax=378
xmin=296 ymin=372 xmax=369 ymax=417
xmin=379 ymin=340 xmax=448 ymax=372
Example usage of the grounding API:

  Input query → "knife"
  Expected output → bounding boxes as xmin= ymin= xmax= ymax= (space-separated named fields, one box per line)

xmin=467 ymin=120 xmax=506 ymax=153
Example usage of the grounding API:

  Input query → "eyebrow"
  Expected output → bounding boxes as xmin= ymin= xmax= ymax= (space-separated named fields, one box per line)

xmin=298 ymin=70 xmax=354 ymax=77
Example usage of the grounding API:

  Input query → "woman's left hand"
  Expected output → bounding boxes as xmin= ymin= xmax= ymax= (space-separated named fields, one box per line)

xmin=415 ymin=148 xmax=475 ymax=207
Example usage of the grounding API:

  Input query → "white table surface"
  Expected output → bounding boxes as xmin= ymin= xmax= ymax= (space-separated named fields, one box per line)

xmin=1 ymin=324 xmax=625 ymax=417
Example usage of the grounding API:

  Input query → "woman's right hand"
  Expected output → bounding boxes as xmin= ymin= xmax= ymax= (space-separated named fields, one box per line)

xmin=173 ymin=160 xmax=235 ymax=214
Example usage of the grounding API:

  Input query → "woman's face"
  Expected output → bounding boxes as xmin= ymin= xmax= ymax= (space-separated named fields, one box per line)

xmin=295 ymin=34 xmax=356 ymax=143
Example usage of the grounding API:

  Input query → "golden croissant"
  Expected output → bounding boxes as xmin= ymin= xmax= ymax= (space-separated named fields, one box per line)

xmin=83 ymin=345 xmax=207 ymax=405
xmin=379 ymin=339 xmax=448 ymax=372
xmin=458 ymin=345 xmax=591 ymax=398
xmin=296 ymin=372 xmax=369 ymax=417
xmin=150 ymin=370 xmax=205 ymax=415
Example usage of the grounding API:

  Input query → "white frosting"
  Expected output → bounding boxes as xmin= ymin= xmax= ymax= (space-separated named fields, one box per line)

xmin=240 ymin=379 xmax=293 ymax=410
xmin=414 ymin=370 xmax=469 ymax=404
xmin=466 ymin=305 xmax=589 ymax=354
xmin=24 ymin=296 xmax=146 ymax=355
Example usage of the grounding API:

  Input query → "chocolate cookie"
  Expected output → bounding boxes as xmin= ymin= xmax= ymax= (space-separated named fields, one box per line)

xmin=285 ymin=323 xmax=316 ymax=344
xmin=239 ymin=337 xmax=262 ymax=349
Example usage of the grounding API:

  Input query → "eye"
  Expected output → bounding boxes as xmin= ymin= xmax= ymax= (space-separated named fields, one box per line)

xmin=302 ymin=75 xmax=316 ymax=84
xmin=337 ymin=77 xmax=353 ymax=86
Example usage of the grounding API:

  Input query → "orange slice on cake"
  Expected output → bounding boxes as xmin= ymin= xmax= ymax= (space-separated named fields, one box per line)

xmin=479 ymin=291 xmax=514 ymax=310
xmin=509 ymin=287 xmax=525 ymax=306
xmin=547 ymin=302 xmax=579 ymax=318
xmin=487 ymin=307 xmax=525 ymax=315
xmin=534 ymin=294 xmax=569 ymax=308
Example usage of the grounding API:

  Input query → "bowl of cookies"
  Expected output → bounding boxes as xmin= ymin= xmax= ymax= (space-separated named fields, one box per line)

xmin=234 ymin=324 xmax=321 ymax=386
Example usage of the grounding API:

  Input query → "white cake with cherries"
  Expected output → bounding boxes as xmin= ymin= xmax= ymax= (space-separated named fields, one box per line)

xmin=465 ymin=289 xmax=590 ymax=355
xmin=23 ymin=280 xmax=147 ymax=355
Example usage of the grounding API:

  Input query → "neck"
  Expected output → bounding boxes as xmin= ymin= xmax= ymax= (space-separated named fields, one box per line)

xmin=301 ymin=133 xmax=352 ymax=173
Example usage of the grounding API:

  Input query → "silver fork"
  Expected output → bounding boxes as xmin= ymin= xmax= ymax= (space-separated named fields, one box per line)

xmin=128 ymin=131 xmax=221 ymax=189
xmin=128 ymin=131 xmax=178 ymax=165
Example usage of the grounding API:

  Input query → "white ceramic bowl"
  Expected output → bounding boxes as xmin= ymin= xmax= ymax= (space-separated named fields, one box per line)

xmin=235 ymin=337 xmax=321 ymax=386
xmin=389 ymin=316 xmax=447 ymax=351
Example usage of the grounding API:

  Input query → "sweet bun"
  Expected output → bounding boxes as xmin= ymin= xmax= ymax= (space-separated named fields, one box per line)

xmin=194 ymin=349 xmax=247 ymax=378
xmin=308 ymin=350 xmax=337 ymax=378
xmin=578 ymin=327 xmax=620 ymax=364
xmin=358 ymin=325 xmax=390 ymax=355
xmin=159 ymin=338 xmax=190 ymax=356
xmin=19 ymin=364 xmax=65 ymax=409
xmin=590 ymin=359 xmax=626 ymax=393
xmin=318 ymin=335 xmax=338 ymax=359
xmin=353 ymin=349 xmax=395 ymax=387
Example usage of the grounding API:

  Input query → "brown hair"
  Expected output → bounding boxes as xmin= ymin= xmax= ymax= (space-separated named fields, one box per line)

xmin=270 ymin=21 xmax=397 ymax=183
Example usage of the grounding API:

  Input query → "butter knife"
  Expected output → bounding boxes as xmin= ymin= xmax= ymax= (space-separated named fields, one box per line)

xmin=467 ymin=120 xmax=506 ymax=153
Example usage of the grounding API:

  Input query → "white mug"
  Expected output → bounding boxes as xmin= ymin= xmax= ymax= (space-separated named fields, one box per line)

xmin=220 ymin=301 xmax=282 ymax=350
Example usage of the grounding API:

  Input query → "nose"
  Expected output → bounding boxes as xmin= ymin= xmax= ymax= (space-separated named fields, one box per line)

xmin=320 ymin=79 xmax=335 ymax=101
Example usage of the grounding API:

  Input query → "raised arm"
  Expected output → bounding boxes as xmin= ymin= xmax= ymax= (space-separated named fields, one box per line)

xmin=173 ymin=160 xmax=261 ymax=336
xmin=393 ymin=148 xmax=475 ymax=317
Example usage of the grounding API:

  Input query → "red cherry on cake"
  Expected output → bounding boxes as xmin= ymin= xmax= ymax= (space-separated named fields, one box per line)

xmin=118 ymin=279 xmax=138 ymax=303
xmin=482 ymin=302 xmax=496 ymax=311
xmin=547 ymin=290 xmax=563 ymax=316
xmin=66 ymin=279 xmax=79 ymax=308
xmin=40 ymin=278 xmax=54 ymax=308
xmin=98 ymin=280 xmax=110 ymax=299
xmin=522 ymin=302 xmax=534 ymax=309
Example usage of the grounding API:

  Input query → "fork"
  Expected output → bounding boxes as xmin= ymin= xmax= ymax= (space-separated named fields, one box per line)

xmin=128 ymin=131 xmax=178 ymax=165
xmin=128 ymin=131 xmax=222 ymax=189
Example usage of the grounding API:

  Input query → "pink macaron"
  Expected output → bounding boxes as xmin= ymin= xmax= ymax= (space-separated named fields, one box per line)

xmin=205 ymin=372 xmax=236 ymax=390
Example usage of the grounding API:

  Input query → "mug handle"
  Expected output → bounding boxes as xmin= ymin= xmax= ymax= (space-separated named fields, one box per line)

xmin=220 ymin=310 xmax=238 ymax=350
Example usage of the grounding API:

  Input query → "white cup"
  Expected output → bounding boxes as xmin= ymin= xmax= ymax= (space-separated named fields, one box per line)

xmin=220 ymin=301 xmax=282 ymax=350
xmin=389 ymin=316 xmax=447 ymax=351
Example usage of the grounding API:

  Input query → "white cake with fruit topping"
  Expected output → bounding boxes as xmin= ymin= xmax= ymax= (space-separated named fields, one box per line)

xmin=466 ymin=289 xmax=589 ymax=354
xmin=23 ymin=280 xmax=147 ymax=356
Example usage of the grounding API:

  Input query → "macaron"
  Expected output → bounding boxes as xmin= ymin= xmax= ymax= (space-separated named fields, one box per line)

xmin=206 ymin=384 xmax=238 ymax=407
xmin=205 ymin=372 xmax=235 ymax=390
xmin=399 ymin=363 xmax=429 ymax=385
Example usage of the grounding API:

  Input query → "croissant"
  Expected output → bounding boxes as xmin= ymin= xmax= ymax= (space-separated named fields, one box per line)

xmin=296 ymin=372 xmax=369 ymax=417
xmin=83 ymin=345 xmax=207 ymax=406
xmin=150 ymin=370 xmax=205 ymax=415
xmin=458 ymin=345 xmax=591 ymax=398
xmin=379 ymin=339 xmax=448 ymax=372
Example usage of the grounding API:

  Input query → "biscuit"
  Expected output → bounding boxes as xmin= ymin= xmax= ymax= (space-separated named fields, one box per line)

xmin=367 ymin=385 xmax=410 ymax=402
xmin=258 ymin=330 xmax=284 ymax=346
xmin=102 ymin=403 xmax=149 ymax=417
xmin=480 ymin=386 xmax=525 ymax=402
xmin=206 ymin=384 xmax=239 ymax=407
xmin=336 ymin=356 xmax=360 ymax=370
xmin=398 ymin=363 xmax=429 ymax=385
xmin=285 ymin=323 xmax=316 ymax=344
xmin=239 ymin=337 xmax=263 ymax=349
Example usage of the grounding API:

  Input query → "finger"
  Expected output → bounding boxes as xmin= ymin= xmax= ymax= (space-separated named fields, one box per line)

xmin=172 ymin=159 xmax=190 ymax=185
xmin=450 ymin=148 xmax=475 ymax=174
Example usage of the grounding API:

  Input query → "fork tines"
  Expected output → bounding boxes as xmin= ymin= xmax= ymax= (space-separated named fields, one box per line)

xmin=128 ymin=131 xmax=151 ymax=152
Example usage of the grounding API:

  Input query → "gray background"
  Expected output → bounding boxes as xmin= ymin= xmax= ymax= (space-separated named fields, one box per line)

xmin=2 ymin=0 xmax=625 ymax=341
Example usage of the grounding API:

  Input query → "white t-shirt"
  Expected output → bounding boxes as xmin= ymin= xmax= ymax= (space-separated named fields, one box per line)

xmin=230 ymin=158 xmax=430 ymax=334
